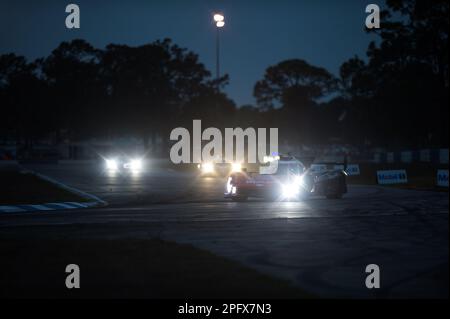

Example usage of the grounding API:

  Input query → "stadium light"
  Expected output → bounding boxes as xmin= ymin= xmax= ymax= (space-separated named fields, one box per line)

xmin=213 ymin=12 xmax=225 ymax=84
xmin=213 ymin=13 xmax=224 ymax=22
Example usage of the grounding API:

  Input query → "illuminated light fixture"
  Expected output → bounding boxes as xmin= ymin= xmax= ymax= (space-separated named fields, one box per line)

xmin=213 ymin=13 xmax=224 ymax=22
xmin=214 ymin=13 xmax=225 ymax=28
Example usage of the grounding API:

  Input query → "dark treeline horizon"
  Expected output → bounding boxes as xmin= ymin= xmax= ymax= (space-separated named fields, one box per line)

xmin=0 ymin=0 xmax=448 ymax=153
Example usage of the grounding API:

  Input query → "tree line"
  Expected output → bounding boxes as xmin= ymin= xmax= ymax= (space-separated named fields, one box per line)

xmin=0 ymin=0 xmax=448 ymax=153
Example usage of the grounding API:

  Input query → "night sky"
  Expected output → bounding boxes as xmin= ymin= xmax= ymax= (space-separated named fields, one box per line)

xmin=0 ymin=0 xmax=379 ymax=106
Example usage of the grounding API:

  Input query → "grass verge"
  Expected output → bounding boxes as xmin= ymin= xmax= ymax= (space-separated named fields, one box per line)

xmin=0 ymin=171 xmax=88 ymax=205
xmin=0 ymin=238 xmax=310 ymax=299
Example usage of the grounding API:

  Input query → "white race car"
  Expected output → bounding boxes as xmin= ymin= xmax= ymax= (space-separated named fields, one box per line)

xmin=198 ymin=161 xmax=242 ymax=177
xmin=104 ymin=155 xmax=144 ymax=173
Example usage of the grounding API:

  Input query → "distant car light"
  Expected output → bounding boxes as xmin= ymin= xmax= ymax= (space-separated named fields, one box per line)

xmin=106 ymin=159 xmax=118 ymax=171
xmin=129 ymin=159 xmax=142 ymax=171
xmin=231 ymin=163 xmax=242 ymax=172
xmin=202 ymin=162 xmax=214 ymax=174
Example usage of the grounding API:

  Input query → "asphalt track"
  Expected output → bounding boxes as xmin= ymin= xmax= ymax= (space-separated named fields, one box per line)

xmin=0 ymin=162 xmax=448 ymax=298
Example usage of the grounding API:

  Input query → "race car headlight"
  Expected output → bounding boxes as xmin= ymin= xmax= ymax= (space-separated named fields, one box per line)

xmin=231 ymin=162 xmax=242 ymax=172
xmin=202 ymin=162 xmax=214 ymax=174
xmin=294 ymin=175 xmax=306 ymax=187
xmin=106 ymin=159 xmax=118 ymax=170
xmin=282 ymin=183 xmax=299 ymax=199
xmin=130 ymin=159 xmax=142 ymax=171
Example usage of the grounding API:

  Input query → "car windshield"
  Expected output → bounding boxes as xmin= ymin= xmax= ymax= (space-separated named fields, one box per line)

xmin=275 ymin=163 xmax=304 ymax=176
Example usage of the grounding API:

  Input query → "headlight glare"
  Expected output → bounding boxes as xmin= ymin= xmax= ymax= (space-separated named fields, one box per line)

xmin=106 ymin=159 xmax=118 ymax=170
xmin=231 ymin=162 xmax=242 ymax=172
xmin=130 ymin=159 xmax=142 ymax=170
xmin=282 ymin=183 xmax=299 ymax=199
xmin=202 ymin=162 xmax=214 ymax=174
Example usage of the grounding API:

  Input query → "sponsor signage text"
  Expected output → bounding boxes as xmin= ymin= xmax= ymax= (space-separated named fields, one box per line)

xmin=377 ymin=170 xmax=408 ymax=185
xmin=437 ymin=170 xmax=449 ymax=187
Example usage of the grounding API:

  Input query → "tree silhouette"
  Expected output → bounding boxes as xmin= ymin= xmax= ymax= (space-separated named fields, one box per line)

xmin=100 ymin=38 xmax=222 ymax=153
xmin=0 ymin=54 xmax=49 ymax=149
xmin=336 ymin=0 xmax=449 ymax=148
xmin=41 ymin=39 xmax=102 ymax=142
xmin=254 ymin=59 xmax=337 ymax=110
xmin=1 ymin=0 xmax=448 ymax=159
xmin=254 ymin=59 xmax=337 ymax=145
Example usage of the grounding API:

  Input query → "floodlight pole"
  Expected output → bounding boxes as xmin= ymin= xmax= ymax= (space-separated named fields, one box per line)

xmin=213 ymin=13 xmax=224 ymax=89
xmin=216 ymin=25 xmax=220 ymax=86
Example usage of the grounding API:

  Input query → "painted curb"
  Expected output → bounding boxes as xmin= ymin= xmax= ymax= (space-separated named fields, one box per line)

xmin=0 ymin=201 xmax=101 ymax=213
xmin=32 ymin=171 xmax=107 ymax=205
xmin=0 ymin=170 xmax=107 ymax=213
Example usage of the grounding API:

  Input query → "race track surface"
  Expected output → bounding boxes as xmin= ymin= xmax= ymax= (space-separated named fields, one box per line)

xmin=1 ymin=162 xmax=448 ymax=298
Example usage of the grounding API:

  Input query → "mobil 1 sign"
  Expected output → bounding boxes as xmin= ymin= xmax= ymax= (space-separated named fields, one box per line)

xmin=437 ymin=170 xmax=449 ymax=187
xmin=377 ymin=170 xmax=408 ymax=185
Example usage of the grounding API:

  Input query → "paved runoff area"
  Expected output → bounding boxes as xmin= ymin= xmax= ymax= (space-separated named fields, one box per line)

xmin=0 ymin=162 xmax=448 ymax=298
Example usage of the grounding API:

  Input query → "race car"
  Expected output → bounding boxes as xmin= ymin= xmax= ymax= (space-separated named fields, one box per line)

xmin=103 ymin=155 xmax=144 ymax=173
xmin=198 ymin=161 xmax=242 ymax=177
xmin=224 ymin=155 xmax=347 ymax=201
